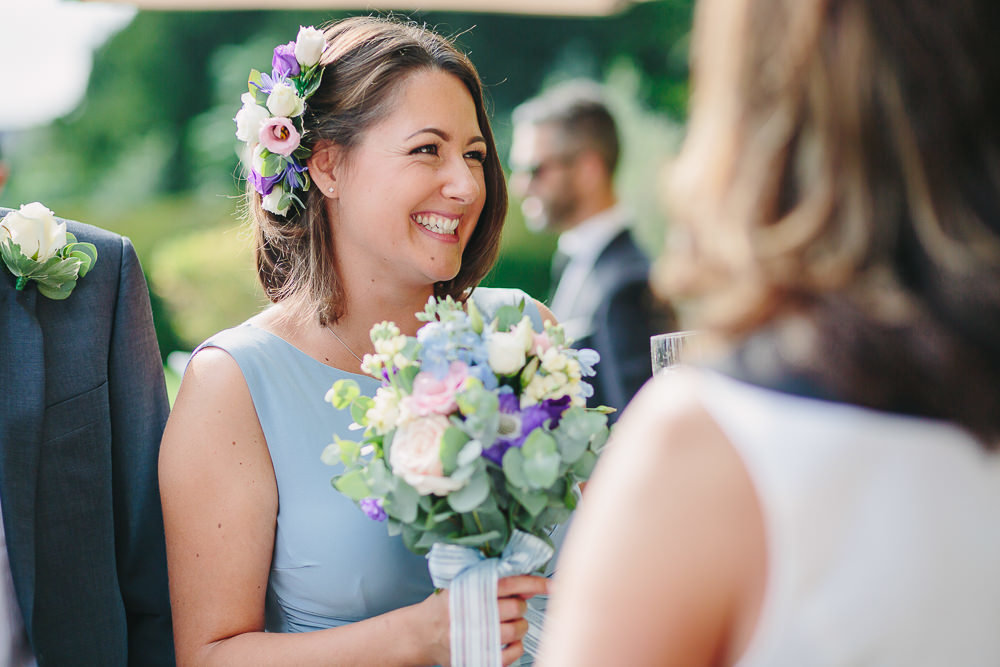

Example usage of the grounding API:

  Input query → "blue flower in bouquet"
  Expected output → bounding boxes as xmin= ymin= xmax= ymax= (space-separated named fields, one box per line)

xmin=417 ymin=317 xmax=496 ymax=389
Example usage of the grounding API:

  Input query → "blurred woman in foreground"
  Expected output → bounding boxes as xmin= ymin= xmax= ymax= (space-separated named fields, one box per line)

xmin=539 ymin=0 xmax=1000 ymax=664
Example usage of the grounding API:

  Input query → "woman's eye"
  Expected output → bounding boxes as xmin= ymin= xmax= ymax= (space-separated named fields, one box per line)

xmin=465 ymin=149 xmax=487 ymax=163
xmin=411 ymin=144 xmax=439 ymax=156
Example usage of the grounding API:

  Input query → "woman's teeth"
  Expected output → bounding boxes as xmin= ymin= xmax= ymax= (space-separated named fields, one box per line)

xmin=414 ymin=214 xmax=459 ymax=235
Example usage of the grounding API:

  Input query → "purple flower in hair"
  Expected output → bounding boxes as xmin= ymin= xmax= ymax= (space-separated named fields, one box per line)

xmin=272 ymin=41 xmax=300 ymax=78
xmin=360 ymin=497 xmax=387 ymax=522
xmin=282 ymin=159 xmax=308 ymax=190
xmin=248 ymin=169 xmax=282 ymax=196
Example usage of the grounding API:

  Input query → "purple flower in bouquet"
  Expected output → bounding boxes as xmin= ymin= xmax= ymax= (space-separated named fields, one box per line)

xmin=272 ymin=41 xmax=301 ymax=78
xmin=482 ymin=393 xmax=570 ymax=464
xmin=360 ymin=497 xmax=387 ymax=522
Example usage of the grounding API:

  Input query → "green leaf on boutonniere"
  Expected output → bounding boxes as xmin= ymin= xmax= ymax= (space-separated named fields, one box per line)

xmin=2 ymin=238 xmax=97 ymax=301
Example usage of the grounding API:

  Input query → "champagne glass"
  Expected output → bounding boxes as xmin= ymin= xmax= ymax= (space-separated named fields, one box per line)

xmin=650 ymin=331 xmax=698 ymax=375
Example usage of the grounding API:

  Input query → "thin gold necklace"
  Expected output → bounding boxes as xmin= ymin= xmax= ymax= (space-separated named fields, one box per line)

xmin=325 ymin=325 xmax=364 ymax=365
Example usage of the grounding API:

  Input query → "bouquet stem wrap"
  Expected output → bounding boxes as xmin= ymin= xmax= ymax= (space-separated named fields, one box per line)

xmin=427 ymin=530 xmax=554 ymax=667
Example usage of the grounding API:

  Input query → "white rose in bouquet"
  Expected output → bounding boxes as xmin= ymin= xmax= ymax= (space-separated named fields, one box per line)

xmin=0 ymin=202 xmax=67 ymax=261
xmin=390 ymin=415 xmax=466 ymax=496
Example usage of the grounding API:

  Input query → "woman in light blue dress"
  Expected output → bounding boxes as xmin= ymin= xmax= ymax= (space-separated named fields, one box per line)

xmin=160 ymin=17 xmax=551 ymax=666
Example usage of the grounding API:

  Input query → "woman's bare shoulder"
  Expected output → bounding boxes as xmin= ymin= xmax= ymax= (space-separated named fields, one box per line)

xmin=540 ymin=371 xmax=767 ymax=666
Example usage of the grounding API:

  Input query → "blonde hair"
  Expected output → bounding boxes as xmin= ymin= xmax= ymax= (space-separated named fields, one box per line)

xmin=660 ymin=0 xmax=1000 ymax=441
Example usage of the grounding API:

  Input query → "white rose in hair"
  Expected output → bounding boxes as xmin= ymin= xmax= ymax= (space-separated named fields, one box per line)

xmin=266 ymin=82 xmax=304 ymax=118
xmin=235 ymin=93 xmax=270 ymax=147
xmin=390 ymin=415 xmax=466 ymax=496
xmin=262 ymin=187 xmax=290 ymax=216
xmin=1 ymin=202 xmax=67 ymax=262
xmin=295 ymin=26 xmax=326 ymax=67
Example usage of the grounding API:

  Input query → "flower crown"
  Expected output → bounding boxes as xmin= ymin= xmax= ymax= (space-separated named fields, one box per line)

xmin=235 ymin=26 xmax=327 ymax=217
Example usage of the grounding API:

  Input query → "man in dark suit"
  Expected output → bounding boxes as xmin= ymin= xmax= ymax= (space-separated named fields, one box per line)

xmin=510 ymin=80 xmax=674 ymax=416
xmin=0 ymin=202 xmax=174 ymax=664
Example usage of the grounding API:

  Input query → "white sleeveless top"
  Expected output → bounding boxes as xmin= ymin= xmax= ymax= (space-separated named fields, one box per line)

xmin=686 ymin=369 xmax=1000 ymax=666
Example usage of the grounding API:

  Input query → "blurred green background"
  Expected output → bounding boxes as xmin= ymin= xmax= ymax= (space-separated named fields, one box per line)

xmin=1 ymin=2 xmax=693 ymax=378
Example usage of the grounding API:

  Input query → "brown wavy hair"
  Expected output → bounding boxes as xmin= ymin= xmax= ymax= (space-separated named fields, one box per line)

xmin=247 ymin=16 xmax=507 ymax=324
xmin=660 ymin=0 xmax=1000 ymax=443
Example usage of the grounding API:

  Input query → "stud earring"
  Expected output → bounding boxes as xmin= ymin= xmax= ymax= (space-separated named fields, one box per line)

xmin=327 ymin=186 xmax=334 ymax=193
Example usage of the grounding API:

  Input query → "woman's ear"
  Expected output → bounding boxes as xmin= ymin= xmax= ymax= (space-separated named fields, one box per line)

xmin=308 ymin=141 xmax=341 ymax=199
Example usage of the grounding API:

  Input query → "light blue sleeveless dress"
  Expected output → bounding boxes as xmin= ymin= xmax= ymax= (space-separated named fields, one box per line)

xmin=196 ymin=287 xmax=544 ymax=633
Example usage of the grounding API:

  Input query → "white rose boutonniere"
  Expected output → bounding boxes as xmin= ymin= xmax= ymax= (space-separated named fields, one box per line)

xmin=0 ymin=202 xmax=98 ymax=300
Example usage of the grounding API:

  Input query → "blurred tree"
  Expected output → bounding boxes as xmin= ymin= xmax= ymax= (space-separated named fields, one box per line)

xmin=1 ymin=1 xmax=693 ymax=354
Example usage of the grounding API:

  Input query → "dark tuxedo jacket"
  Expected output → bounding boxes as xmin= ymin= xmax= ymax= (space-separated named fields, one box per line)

xmin=0 ymin=213 xmax=174 ymax=665
xmin=555 ymin=229 xmax=675 ymax=418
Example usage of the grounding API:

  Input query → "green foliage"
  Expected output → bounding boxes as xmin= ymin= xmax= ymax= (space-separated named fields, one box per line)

xmin=149 ymin=219 xmax=268 ymax=349
xmin=0 ymin=2 xmax=694 ymax=356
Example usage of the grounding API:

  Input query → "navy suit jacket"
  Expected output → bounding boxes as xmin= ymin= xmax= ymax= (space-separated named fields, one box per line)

xmin=0 ymin=213 xmax=174 ymax=665
xmin=556 ymin=229 xmax=676 ymax=417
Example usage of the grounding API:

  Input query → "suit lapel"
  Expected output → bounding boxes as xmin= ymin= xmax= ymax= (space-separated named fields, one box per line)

xmin=0 ymin=278 xmax=43 ymax=639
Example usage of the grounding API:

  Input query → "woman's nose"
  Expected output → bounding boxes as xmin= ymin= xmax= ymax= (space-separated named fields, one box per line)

xmin=441 ymin=158 xmax=482 ymax=205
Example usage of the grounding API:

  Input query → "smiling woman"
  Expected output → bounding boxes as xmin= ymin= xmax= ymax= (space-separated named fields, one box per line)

xmin=159 ymin=16 xmax=552 ymax=667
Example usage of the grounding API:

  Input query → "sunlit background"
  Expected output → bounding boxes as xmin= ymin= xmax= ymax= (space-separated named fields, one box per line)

xmin=0 ymin=0 xmax=693 ymax=395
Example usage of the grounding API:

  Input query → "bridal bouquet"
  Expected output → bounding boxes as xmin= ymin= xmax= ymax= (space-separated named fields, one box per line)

xmin=323 ymin=295 xmax=610 ymax=665
xmin=323 ymin=295 xmax=610 ymax=555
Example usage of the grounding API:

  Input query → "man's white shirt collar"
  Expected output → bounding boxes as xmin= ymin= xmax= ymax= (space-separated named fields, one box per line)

xmin=550 ymin=203 xmax=633 ymax=330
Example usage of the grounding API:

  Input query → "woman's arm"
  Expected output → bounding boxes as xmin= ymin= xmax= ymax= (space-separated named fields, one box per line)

xmin=536 ymin=374 xmax=767 ymax=666
xmin=160 ymin=347 xmax=545 ymax=666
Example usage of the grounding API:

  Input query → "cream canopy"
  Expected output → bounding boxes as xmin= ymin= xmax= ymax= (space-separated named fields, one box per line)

xmin=81 ymin=0 xmax=648 ymax=16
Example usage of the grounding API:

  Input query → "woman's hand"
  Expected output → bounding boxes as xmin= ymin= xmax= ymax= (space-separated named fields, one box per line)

xmin=416 ymin=574 xmax=549 ymax=666
xmin=498 ymin=575 xmax=549 ymax=666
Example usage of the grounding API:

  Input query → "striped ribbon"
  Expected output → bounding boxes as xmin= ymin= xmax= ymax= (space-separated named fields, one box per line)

xmin=427 ymin=530 xmax=554 ymax=667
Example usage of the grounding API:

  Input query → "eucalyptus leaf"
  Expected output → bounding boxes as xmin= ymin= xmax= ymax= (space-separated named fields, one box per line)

xmin=261 ymin=152 xmax=285 ymax=178
xmin=333 ymin=470 xmax=371 ymax=501
xmin=415 ymin=529 xmax=452 ymax=550
xmin=509 ymin=485 xmax=547 ymax=517
xmin=523 ymin=452 xmax=560 ymax=489
xmin=36 ymin=280 xmax=76 ymax=300
xmin=492 ymin=304 xmax=524 ymax=333
xmin=522 ymin=428 xmax=557 ymax=459
xmin=320 ymin=442 xmax=341 ymax=466
xmin=401 ymin=523 xmax=424 ymax=554
xmin=394 ymin=365 xmax=419 ymax=394
xmin=456 ymin=440 xmax=483 ymax=467
xmin=502 ymin=447 xmax=529 ymax=490
xmin=327 ymin=379 xmax=360 ymax=409
xmin=385 ymin=479 xmax=419 ymax=524
xmin=439 ymin=426 xmax=470 ymax=476
xmin=450 ymin=531 xmax=502 ymax=548
xmin=447 ymin=470 xmax=490 ymax=513
xmin=571 ymin=450 xmax=598 ymax=480
xmin=350 ymin=395 xmax=374 ymax=426
xmin=367 ymin=459 xmax=392 ymax=496
xmin=334 ymin=436 xmax=360 ymax=466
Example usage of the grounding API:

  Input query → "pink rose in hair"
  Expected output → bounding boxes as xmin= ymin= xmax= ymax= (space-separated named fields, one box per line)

xmin=258 ymin=117 xmax=301 ymax=156
xmin=403 ymin=361 xmax=468 ymax=417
